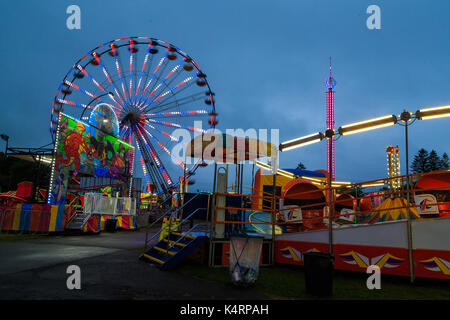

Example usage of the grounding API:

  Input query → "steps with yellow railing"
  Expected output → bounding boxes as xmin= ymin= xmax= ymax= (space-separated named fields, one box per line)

xmin=139 ymin=232 xmax=207 ymax=270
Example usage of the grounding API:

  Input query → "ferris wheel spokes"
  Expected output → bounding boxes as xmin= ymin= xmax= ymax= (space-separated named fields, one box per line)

xmin=92 ymin=52 xmax=126 ymax=105
xmin=140 ymin=126 xmax=185 ymax=169
xmin=135 ymin=42 xmax=157 ymax=99
xmin=135 ymin=137 xmax=166 ymax=193
xmin=138 ymin=62 xmax=185 ymax=110
xmin=74 ymin=65 xmax=122 ymax=109
xmin=110 ymin=44 xmax=128 ymax=102
xmin=137 ymin=127 xmax=173 ymax=190
xmin=144 ymin=109 xmax=209 ymax=118
xmin=148 ymin=91 xmax=207 ymax=113
xmin=138 ymin=53 xmax=170 ymax=105
xmin=129 ymin=39 xmax=136 ymax=99
xmin=141 ymin=76 xmax=196 ymax=114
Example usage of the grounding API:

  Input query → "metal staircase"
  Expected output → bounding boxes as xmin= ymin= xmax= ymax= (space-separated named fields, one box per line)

xmin=65 ymin=211 xmax=92 ymax=230
xmin=63 ymin=196 xmax=92 ymax=231
xmin=140 ymin=231 xmax=207 ymax=270
xmin=140 ymin=193 xmax=209 ymax=270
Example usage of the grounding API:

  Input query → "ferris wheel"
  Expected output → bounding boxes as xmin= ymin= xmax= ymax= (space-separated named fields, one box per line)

xmin=50 ymin=36 xmax=218 ymax=194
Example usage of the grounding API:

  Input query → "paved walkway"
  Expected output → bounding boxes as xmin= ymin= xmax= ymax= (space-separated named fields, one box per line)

xmin=0 ymin=230 xmax=269 ymax=300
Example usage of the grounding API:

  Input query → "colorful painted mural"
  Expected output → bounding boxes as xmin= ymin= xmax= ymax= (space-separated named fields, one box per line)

xmin=48 ymin=113 xmax=134 ymax=205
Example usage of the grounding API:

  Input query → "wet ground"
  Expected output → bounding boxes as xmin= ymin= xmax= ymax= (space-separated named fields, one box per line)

xmin=0 ymin=230 xmax=269 ymax=300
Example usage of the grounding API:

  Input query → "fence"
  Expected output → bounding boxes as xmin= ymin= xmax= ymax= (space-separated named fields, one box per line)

xmin=83 ymin=193 xmax=136 ymax=216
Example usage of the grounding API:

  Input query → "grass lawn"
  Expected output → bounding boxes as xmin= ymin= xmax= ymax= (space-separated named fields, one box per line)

xmin=177 ymin=262 xmax=450 ymax=300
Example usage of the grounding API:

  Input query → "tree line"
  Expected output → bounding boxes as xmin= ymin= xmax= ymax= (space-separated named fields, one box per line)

xmin=295 ymin=147 xmax=449 ymax=177
xmin=411 ymin=148 xmax=449 ymax=174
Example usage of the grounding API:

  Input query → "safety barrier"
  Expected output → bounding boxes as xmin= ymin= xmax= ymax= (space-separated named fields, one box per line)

xmin=83 ymin=193 xmax=136 ymax=216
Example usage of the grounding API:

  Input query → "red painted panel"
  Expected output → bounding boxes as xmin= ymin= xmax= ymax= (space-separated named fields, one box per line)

xmin=275 ymin=240 xmax=328 ymax=266
xmin=275 ymin=239 xmax=450 ymax=280
xmin=29 ymin=204 xmax=42 ymax=232
xmin=1 ymin=209 xmax=15 ymax=231
xmin=413 ymin=249 xmax=450 ymax=280
xmin=334 ymin=244 xmax=409 ymax=277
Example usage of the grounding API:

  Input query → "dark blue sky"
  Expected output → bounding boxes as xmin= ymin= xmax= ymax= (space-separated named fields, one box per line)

xmin=0 ymin=0 xmax=449 ymax=191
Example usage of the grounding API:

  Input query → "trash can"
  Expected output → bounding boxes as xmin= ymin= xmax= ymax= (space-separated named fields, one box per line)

xmin=105 ymin=219 xmax=117 ymax=232
xmin=229 ymin=233 xmax=263 ymax=287
xmin=303 ymin=252 xmax=334 ymax=296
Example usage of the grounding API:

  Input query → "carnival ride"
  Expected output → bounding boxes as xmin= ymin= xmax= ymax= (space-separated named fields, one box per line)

xmin=50 ymin=36 xmax=217 ymax=195
xmin=140 ymin=133 xmax=278 ymax=269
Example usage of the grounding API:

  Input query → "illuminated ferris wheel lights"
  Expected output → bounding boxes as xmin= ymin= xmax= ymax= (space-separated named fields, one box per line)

xmin=51 ymin=37 xmax=215 ymax=194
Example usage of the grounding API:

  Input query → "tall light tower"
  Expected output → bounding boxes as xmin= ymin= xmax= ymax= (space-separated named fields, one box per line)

xmin=326 ymin=58 xmax=337 ymax=179
xmin=386 ymin=145 xmax=401 ymax=191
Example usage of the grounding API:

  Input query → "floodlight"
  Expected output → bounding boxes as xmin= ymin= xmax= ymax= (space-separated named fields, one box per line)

xmin=279 ymin=132 xmax=324 ymax=152
xmin=254 ymin=160 xmax=272 ymax=171
xmin=360 ymin=182 xmax=385 ymax=188
xmin=338 ymin=115 xmax=397 ymax=136
xmin=415 ymin=105 xmax=450 ymax=120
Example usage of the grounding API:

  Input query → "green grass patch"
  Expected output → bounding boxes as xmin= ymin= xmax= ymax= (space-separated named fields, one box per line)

xmin=177 ymin=262 xmax=450 ymax=300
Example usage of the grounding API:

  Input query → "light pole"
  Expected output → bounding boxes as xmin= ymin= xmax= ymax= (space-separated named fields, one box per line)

xmin=396 ymin=110 xmax=415 ymax=282
xmin=394 ymin=105 xmax=450 ymax=282
xmin=0 ymin=134 xmax=9 ymax=159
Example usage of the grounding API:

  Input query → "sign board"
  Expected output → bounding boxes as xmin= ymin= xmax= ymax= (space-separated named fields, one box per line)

xmin=414 ymin=194 xmax=439 ymax=215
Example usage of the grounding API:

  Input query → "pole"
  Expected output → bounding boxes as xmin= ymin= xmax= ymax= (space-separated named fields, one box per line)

xmin=4 ymin=137 xmax=8 ymax=159
xmin=405 ymin=123 xmax=409 ymax=177
xmin=209 ymin=162 xmax=218 ymax=267
xmin=405 ymin=123 xmax=415 ymax=282
xmin=33 ymin=155 xmax=42 ymax=201
xmin=328 ymin=134 xmax=334 ymax=255
xmin=251 ymin=163 xmax=255 ymax=191
xmin=271 ymin=171 xmax=276 ymax=265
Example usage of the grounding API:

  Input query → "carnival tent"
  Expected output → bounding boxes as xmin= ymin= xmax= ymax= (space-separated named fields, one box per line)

xmin=366 ymin=197 xmax=420 ymax=223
